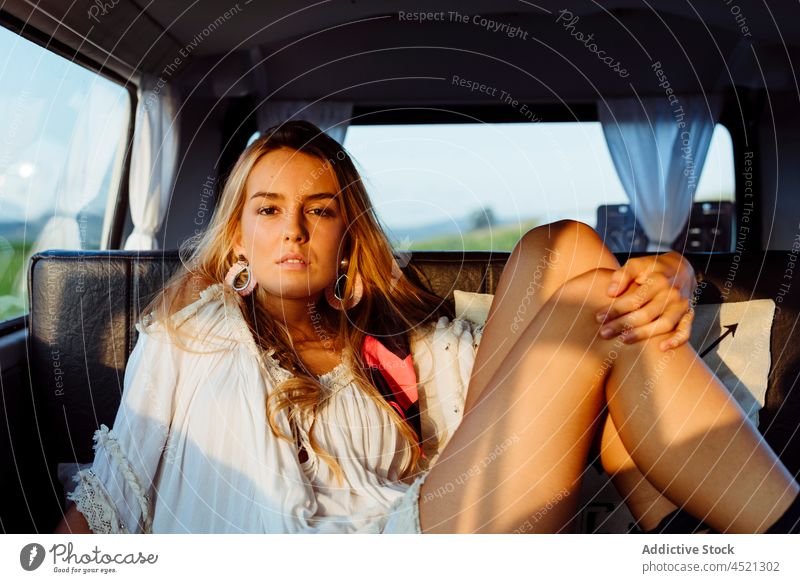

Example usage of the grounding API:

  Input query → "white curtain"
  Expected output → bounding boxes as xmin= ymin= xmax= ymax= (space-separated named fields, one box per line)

xmin=30 ymin=82 xmax=128 ymax=254
xmin=599 ymin=95 xmax=721 ymax=251
xmin=257 ymin=100 xmax=352 ymax=144
xmin=124 ymin=76 xmax=180 ymax=250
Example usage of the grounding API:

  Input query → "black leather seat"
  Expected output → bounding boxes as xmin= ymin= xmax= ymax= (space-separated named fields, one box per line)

xmin=26 ymin=249 xmax=800 ymax=527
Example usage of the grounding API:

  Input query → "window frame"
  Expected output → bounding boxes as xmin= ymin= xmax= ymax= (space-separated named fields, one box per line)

xmin=0 ymin=13 xmax=137 ymax=329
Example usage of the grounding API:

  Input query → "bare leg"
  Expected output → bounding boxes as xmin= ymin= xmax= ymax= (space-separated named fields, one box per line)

xmin=462 ymin=221 xmax=683 ymax=530
xmin=420 ymin=269 xmax=612 ymax=533
xmin=599 ymin=415 xmax=682 ymax=531
xmin=464 ymin=220 xmax=619 ymax=414
xmin=605 ymin=322 xmax=798 ymax=533
xmin=418 ymin=268 xmax=799 ymax=533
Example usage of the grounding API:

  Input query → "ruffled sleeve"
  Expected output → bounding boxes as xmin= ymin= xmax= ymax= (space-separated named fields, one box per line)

xmin=410 ymin=317 xmax=485 ymax=467
xmin=66 ymin=321 xmax=182 ymax=533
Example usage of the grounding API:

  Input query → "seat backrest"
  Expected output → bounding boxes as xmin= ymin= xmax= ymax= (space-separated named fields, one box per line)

xmin=27 ymin=249 xmax=800 ymax=479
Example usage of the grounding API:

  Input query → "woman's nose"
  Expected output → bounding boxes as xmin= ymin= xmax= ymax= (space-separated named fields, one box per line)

xmin=283 ymin=230 xmax=304 ymax=242
xmin=283 ymin=210 xmax=307 ymax=241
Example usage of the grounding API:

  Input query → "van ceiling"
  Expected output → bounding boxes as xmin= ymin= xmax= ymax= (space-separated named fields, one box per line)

xmin=3 ymin=1 xmax=797 ymax=103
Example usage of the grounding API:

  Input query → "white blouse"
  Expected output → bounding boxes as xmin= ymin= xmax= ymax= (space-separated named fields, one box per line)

xmin=68 ymin=282 xmax=484 ymax=533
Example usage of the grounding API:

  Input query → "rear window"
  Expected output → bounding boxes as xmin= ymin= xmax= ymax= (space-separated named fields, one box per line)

xmin=343 ymin=122 xmax=735 ymax=252
xmin=0 ymin=26 xmax=130 ymax=322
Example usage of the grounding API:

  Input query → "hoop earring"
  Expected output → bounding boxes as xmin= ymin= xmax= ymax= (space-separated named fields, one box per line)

xmin=325 ymin=257 xmax=363 ymax=310
xmin=225 ymin=255 xmax=257 ymax=296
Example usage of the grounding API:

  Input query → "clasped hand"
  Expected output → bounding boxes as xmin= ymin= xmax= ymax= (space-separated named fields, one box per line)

xmin=595 ymin=251 xmax=696 ymax=351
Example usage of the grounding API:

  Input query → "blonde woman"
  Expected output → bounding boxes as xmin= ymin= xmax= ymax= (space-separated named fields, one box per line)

xmin=56 ymin=121 xmax=799 ymax=534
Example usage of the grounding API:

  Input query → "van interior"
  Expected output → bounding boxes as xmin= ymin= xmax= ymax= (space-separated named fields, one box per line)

xmin=1 ymin=0 xmax=799 ymax=533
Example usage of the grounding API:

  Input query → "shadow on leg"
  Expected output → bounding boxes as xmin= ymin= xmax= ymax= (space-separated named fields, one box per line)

xmin=419 ymin=266 xmax=799 ymax=533
xmin=464 ymin=220 xmax=620 ymax=416
xmin=598 ymin=413 xmax=712 ymax=532
xmin=462 ymin=220 xmax=688 ymax=532
xmin=604 ymin=327 xmax=800 ymax=533
xmin=419 ymin=268 xmax=619 ymax=533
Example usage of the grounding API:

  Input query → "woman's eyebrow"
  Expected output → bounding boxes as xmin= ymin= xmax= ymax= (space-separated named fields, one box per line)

xmin=249 ymin=191 xmax=338 ymax=202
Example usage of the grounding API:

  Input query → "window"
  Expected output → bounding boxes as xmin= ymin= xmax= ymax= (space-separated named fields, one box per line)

xmin=0 ymin=26 xmax=130 ymax=322
xmin=343 ymin=122 xmax=735 ymax=252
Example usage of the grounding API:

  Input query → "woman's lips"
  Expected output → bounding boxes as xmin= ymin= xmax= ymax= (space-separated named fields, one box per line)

xmin=277 ymin=252 xmax=309 ymax=270
xmin=278 ymin=259 xmax=309 ymax=270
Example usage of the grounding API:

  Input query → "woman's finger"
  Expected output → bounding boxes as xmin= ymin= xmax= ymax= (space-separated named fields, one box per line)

xmin=634 ymin=252 xmax=680 ymax=283
xmin=659 ymin=308 xmax=695 ymax=351
xmin=635 ymin=269 xmax=674 ymax=285
xmin=608 ymin=268 xmax=632 ymax=298
xmin=599 ymin=299 xmax=664 ymax=338
xmin=614 ymin=302 xmax=690 ymax=343
xmin=597 ymin=275 xmax=672 ymax=323
xmin=634 ymin=271 xmax=673 ymax=292
xmin=600 ymin=288 xmax=689 ymax=338
xmin=608 ymin=257 xmax=645 ymax=297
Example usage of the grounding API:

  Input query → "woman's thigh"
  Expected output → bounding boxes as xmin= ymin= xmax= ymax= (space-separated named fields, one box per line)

xmin=419 ymin=268 xmax=617 ymax=533
xmin=463 ymin=220 xmax=619 ymax=415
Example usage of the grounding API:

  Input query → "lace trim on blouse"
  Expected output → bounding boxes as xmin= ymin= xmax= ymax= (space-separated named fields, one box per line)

xmin=67 ymin=469 xmax=129 ymax=534
xmin=67 ymin=424 xmax=153 ymax=534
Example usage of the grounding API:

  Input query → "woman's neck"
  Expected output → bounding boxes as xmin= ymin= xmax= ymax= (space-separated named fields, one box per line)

xmin=260 ymin=292 xmax=328 ymax=342
xmin=259 ymin=294 xmax=343 ymax=375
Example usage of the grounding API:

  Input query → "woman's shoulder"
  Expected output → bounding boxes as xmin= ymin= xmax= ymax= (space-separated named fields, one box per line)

xmin=136 ymin=280 xmax=250 ymax=350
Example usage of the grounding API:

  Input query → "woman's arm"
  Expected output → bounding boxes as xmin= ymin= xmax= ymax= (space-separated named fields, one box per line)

xmin=54 ymin=505 xmax=93 ymax=534
xmin=62 ymin=323 xmax=182 ymax=533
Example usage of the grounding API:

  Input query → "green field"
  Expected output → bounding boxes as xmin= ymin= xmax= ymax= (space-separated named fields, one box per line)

xmin=405 ymin=218 xmax=541 ymax=251
xmin=0 ymin=239 xmax=31 ymax=321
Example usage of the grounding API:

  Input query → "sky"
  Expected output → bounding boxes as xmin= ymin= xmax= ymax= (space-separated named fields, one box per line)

xmin=344 ymin=122 xmax=735 ymax=231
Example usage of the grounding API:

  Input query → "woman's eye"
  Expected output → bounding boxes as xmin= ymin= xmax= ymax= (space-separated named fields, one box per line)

xmin=309 ymin=208 xmax=332 ymax=216
xmin=258 ymin=206 xmax=277 ymax=215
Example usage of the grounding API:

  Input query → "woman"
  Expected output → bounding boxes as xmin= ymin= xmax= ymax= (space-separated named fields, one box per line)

xmin=56 ymin=120 xmax=799 ymax=534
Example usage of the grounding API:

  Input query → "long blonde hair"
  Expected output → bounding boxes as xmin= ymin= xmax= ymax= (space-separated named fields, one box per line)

xmin=143 ymin=120 xmax=453 ymax=483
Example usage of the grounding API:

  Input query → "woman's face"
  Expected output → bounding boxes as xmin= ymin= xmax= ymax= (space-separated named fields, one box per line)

xmin=234 ymin=147 xmax=347 ymax=300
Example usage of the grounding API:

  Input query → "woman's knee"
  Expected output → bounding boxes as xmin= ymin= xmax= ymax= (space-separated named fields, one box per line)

xmin=505 ymin=223 xmax=569 ymax=286
xmin=548 ymin=267 xmax=617 ymax=311
xmin=613 ymin=328 xmax=678 ymax=366
xmin=531 ymin=268 xmax=616 ymax=345
xmin=553 ymin=269 xmax=677 ymax=359
xmin=518 ymin=219 xmax=593 ymax=254
xmin=517 ymin=220 xmax=618 ymax=272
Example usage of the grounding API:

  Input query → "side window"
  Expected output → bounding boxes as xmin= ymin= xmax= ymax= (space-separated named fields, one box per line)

xmin=0 ymin=26 xmax=130 ymax=322
xmin=343 ymin=122 xmax=734 ymax=253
